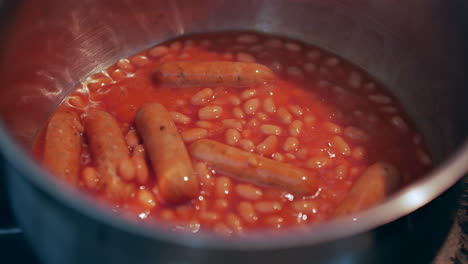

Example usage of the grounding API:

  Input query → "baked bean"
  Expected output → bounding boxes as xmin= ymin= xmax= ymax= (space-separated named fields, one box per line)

xmin=277 ymin=107 xmax=292 ymax=124
xmin=160 ymin=209 xmax=176 ymax=221
xmin=117 ymin=59 xmax=135 ymax=72
xmin=317 ymin=80 xmax=330 ymax=88
xmin=413 ymin=134 xmax=422 ymax=145
xmin=256 ymin=135 xmax=278 ymax=156
xmin=243 ymin=98 xmax=260 ymax=115
xmin=417 ymin=149 xmax=432 ymax=165
xmin=285 ymin=42 xmax=302 ymax=52
xmin=292 ymin=200 xmax=319 ymax=214
xmin=137 ymin=189 xmax=157 ymax=209
xmin=237 ymin=52 xmax=256 ymax=62
xmin=283 ymin=137 xmax=299 ymax=152
xmin=118 ymin=158 xmax=136 ymax=182
xmin=86 ymin=76 xmax=113 ymax=91
xmin=285 ymin=153 xmax=296 ymax=160
xmin=306 ymin=156 xmax=331 ymax=169
xmin=348 ymin=71 xmax=362 ymax=88
xmin=148 ymin=46 xmax=169 ymax=58
xmin=369 ymin=94 xmax=392 ymax=104
xmin=255 ymin=201 xmax=282 ymax=214
xmin=132 ymin=155 xmax=149 ymax=185
xmin=235 ymin=184 xmax=263 ymax=200
xmin=125 ymin=129 xmax=140 ymax=147
xmin=306 ymin=49 xmax=321 ymax=60
xmin=196 ymin=121 xmax=212 ymax=128
xmin=229 ymin=95 xmax=241 ymax=106
xmin=170 ymin=41 xmax=182 ymax=51
xmin=222 ymin=119 xmax=243 ymax=130
xmin=272 ymin=152 xmax=285 ymax=162
xmin=288 ymin=105 xmax=303 ymax=116
xmin=391 ymin=116 xmax=408 ymax=132
xmin=170 ymin=111 xmax=191 ymax=124
xmin=199 ymin=211 xmax=220 ymax=223
xmin=363 ymin=82 xmax=376 ymax=92
xmin=264 ymin=215 xmax=284 ymax=229
xmin=198 ymin=106 xmax=223 ymax=120
xmin=269 ymin=61 xmax=282 ymax=72
xmin=68 ymin=95 xmax=87 ymax=109
xmin=110 ymin=69 xmax=128 ymax=81
xmin=263 ymin=97 xmax=276 ymax=113
xmin=237 ymin=34 xmax=258 ymax=44
xmin=289 ymin=120 xmax=303 ymax=136
xmin=295 ymin=148 xmax=308 ymax=160
xmin=222 ymin=52 xmax=234 ymax=60
xmin=249 ymin=44 xmax=263 ymax=53
xmin=351 ymin=146 xmax=366 ymax=160
xmin=195 ymin=195 xmax=208 ymax=211
xmin=265 ymin=38 xmax=283 ymax=48
xmin=215 ymin=176 xmax=232 ymax=198
xmin=238 ymin=139 xmax=255 ymax=152
xmin=232 ymin=107 xmax=245 ymax=119
xmin=287 ymin=66 xmax=303 ymax=78
xmin=304 ymin=115 xmax=316 ymax=124
xmin=256 ymin=112 xmax=269 ymax=121
xmin=191 ymin=88 xmax=214 ymax=106
xmin=185 ymin=219 xmax=201 ymax=233
xmin=225 ymin=128 xmax=241 ymax=145
xmin=82 ymin=166 xmax=100 ymax=190
xmin=240 ymin=89 xmax=257 ymax=100
xmin=344 ymin=126 xmax=368 ymax=142
xmin=237 ymin=201 xmax=258 ymax=224
xmin=247 ymin=118 xmax=259 ymax=128
xmin=214 ymin=199 xmax=229 ymax=211
xmin=335 ymin=164 xmax=348 ymax=180
xmin=330 ymin=136 xmax=351 ymax=156
xmin=324 ymin=122 xmax=343 ymax=134
xmin=380 ymin=106 xmax=398 ymax=114
xmin=132 ymin=144 xmax=145 ymax=158
xmin=225 ymin=213 xmax=244 ymax=233
xmin=260 ymin=124 xmax=282 ymax=135
xmin=304 ymin=63 xmax=316 ymax=73
xmin=181 ymin=128 xmax=208 ymax=143
xmin=194 ymin=162 xmax=214 ymax=187
xmin=324 ymin=57 xmax=340 ymax=67
xmin=130 ymin=55 xmax=150 ymax=67
xmin=214 ymin=222 xmax=233 ymax=236
xmin=175 ymin=99 xmax=186 ymax=106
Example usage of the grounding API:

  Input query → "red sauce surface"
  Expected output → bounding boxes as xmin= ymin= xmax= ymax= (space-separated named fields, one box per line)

xmin=33 ymin=32 xmax=432 ymax=236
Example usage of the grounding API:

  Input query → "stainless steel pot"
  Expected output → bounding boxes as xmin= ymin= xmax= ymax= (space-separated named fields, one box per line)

xmin=0 ymin=0 xmax=467 ymax=263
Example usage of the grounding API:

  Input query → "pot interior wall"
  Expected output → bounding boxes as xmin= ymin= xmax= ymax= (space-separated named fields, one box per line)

xmin=0 ymin=0 xmax=467 ymax=164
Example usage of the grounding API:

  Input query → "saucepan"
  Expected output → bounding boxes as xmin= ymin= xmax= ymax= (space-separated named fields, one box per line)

xmin=0 ymin=0 xmax=467 ymax=263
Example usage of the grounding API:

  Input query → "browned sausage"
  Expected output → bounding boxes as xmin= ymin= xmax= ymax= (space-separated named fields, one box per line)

xmin=43 ymin=110 xmax=83 ymax=184
xmin=136 ymin=103 xmax=199 ymax=204
xmin=84 ymin=110 xmax=135 ymax=201
xmin=189 ymin=139 xmax=318 ymax=196
xmin=154 ymin=61 xmax=276 ymax=88
xmin=334 ymin=162 xmax=401 ymax=217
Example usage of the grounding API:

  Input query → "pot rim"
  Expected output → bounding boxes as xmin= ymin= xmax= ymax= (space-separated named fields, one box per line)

xmin=0 ymin=123 xmax=467 ymax=250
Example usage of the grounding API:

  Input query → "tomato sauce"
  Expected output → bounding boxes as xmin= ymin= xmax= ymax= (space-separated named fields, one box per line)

xmin=33 ymin=32 xmax=432 ymax=236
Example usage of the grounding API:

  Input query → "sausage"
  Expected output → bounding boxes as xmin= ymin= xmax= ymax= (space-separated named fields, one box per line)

xmin=334 ymin=162 xmax=401 ymax=217
xmin=84 ymin=110 xmax=135 ymax=201
xmin=154 ymin=61 xmax=276 ymax=88
xmin=43 ymin=110 xmax=83 ymax=184
xmin=189 ymin=139 xmax=318 ymax=195
xmin=135 ymin=103 xmax=199 ymax=204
